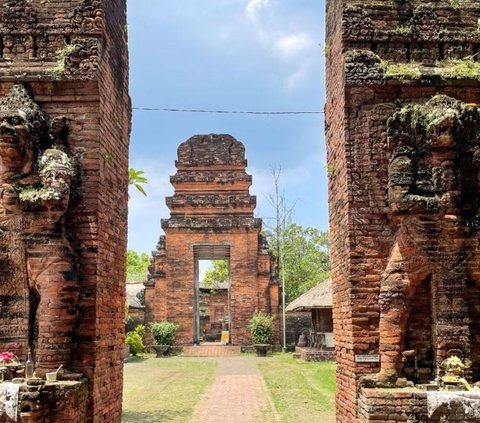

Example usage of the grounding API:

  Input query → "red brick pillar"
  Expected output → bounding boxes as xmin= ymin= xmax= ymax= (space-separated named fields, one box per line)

xmin=326 ymin=1 xmax=480 ymax=422
xmin=0 ymin=1 xmax=131 ymax=421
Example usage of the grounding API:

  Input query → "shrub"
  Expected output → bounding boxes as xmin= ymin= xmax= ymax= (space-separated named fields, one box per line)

xmin=125 ymin=331 xmax=144 ymax=356
xmin=151 ymin=321 xmax=178 ymax=346
xmin=249 ymin=311 xmax=274 ymax=345
xmin=133 ymin=324 xmax=145 ymax=338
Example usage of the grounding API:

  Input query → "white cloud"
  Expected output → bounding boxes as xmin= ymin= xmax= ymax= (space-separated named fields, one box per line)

xmin=275 ymin=33 xmax=311 ymax=58
xmin=246 ymin=0 xmax=272 ymax=19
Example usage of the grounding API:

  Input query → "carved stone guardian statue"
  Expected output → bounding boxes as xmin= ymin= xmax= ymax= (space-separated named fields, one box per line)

xmin=0 ymin=84 xmax=79 ymax=377
xmin=367 ymin=96 xmax=480 ymax=387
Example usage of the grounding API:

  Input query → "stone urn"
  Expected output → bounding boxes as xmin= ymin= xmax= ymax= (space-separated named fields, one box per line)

xmin=253 ymin=344 xmax=270 ymax=357
xmin=152 ymin=345 xmax=171 ymax=358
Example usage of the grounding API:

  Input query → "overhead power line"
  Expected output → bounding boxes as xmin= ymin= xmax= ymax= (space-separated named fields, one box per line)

xmin=132 ymin=107 xmax=324 ymax=115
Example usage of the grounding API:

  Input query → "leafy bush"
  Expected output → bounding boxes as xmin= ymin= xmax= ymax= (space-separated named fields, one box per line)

xmin=125 ymin=331 xmax=144 ymax=356
xmin=134 ymin=324 xmax=145 ymax=338
xmin=249 ymin=311 xmax=274 ymax=345
xmin=151 ymin=321 xmax=178 ymax=346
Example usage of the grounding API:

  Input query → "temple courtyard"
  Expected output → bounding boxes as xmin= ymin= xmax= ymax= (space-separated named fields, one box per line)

xmin=122 ymin=354 xmax=335 ymax=423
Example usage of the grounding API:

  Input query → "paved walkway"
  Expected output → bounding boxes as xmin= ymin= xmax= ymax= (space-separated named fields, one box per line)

xmin=189 ymin=357 xmax=279 ymax=423
xmin=182 ymin=345 xmax=241 ymax=357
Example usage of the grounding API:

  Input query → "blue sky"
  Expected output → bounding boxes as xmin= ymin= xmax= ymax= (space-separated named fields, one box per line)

xmin=126 ymin=0 xmax=328 ymax=253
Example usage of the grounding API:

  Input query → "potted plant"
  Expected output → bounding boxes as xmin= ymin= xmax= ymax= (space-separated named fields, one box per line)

xmin=0 ymin=352 xmax=22 ymax=381
xmin=151 ymin=321 xmax=178 ymax=357
xmin=125 ymin=331 xmax=144 ymax=357
xmin=249 ymin=311 xmax=274 ymax=357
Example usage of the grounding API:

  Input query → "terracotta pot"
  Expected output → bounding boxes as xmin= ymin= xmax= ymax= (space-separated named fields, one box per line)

xmin=152 ymin=345 xmax=171 ymax=358
xmin=253 ymin=344 xmax=270 ymax=357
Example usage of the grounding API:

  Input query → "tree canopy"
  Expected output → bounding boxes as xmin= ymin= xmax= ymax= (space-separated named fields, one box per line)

xmin=267 ymin=224 xmax=331 ymax=302
xmin=202 ymin=260 xmax=229 ymax=289
xmin=127 ymin=250 xmax=150 ymax=283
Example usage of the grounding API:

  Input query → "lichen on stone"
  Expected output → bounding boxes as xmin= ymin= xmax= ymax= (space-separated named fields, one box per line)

xmin=18 ymin=148 xmax=75 ymax=204
xmin=53 ymin=44 xmax=78 ymax=75
xmin=18 ymin=186 xmax=63 ymax=203
xmin=388 ymin=95 xmax=480 ymax=143
xmin=344 ymin=49 xmax=383 ymax=67
xmin=38 ymin=148 xmax=75 ymax=180
xmin=384 ymin=59 xmax=480 ymax=81
xmin=438 ymin=60 xmax=480 ymax=80
xmin=385 ymin=63 xmax=422 ymax=80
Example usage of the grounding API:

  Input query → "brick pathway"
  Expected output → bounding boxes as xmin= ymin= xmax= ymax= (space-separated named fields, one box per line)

xmin=182 ymin=345 xmax=241 ymax=357
xmin=189 ymin=357 xmax=279 ymax=423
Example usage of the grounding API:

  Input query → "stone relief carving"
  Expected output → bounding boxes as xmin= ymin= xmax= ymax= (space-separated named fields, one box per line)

xmin=0 ymin=0 xmax=37 ymax=33
xmin=0 ymin=84 xmax=79 ymax=376
xmin=365 ymin=95 xmax=480 ymax=387
xmin=410 ymin=44 xmax=440 ymax=66
xmin=411 ymin=4 xmax=441 ymax=41
xmin=344 ymin=50 xmax=385 ymax=85
xmin=2 ymin=35 xmax=35 ymax=60
xmin=376 ymin=43 xmax=408 ymax=63
xmin=342 ymin=6 xmax=374 ymax=40
xmin=0 ymin=0 xmax=102 ymax=81
xmin=71 ymin=0 xmax=103 ymax=34
xmin=63 ymin=38 xmax=101 ymax=80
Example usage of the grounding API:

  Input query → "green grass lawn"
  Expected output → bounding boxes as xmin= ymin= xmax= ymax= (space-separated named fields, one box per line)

xmin=257 ymin=354 xmax=336 ymax=423
xmin=122 ymin=356 xmax=217 ymax=423
xmin=122 ymin=354 xmax=336 ymax=423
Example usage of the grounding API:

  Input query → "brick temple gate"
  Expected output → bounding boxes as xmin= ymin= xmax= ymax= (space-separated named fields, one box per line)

xmin=145 ymin=134 xmax=280 ymax=347
xmin=326 ymin=1 xmax=480 ymax=422
xmin=0 ymin=1 xmax=130 ymax=421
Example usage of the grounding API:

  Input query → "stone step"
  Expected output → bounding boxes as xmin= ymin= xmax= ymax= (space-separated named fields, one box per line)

xmin=181 ymin=345 xmax=242 ymax=357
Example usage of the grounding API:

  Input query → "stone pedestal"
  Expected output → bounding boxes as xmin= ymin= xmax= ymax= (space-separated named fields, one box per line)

xmin=0 ymin=380 xmax=88 ymax=423
xmin=359 ymin=389 xmax=480 ymax=423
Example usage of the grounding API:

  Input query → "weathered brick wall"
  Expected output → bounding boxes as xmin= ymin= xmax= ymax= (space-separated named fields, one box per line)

xmin=359 ymin=389 xmax=480 ymax=423
xmin=326 ymin=1 xmax=480 ymax=422
xmin=145 ymin=135 xmax=280 ymax=347
xmin=326 ymin=0 xmax=356 ymax=420
xmin=0 ymin=1 xmax=130 ymax=422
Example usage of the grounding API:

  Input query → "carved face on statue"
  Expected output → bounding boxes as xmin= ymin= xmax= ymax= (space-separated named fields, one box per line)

xmin=0 ymin=85 xmax=47 ymax=178
xmin=428 ymin=115 xmax=456 ymax=150
xmin=38 ymin=149 xmax=75 ymax=193
xmin=0 ymin=111 xmax=32 ymax=176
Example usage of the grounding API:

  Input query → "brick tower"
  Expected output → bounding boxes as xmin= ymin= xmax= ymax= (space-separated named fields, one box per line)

xmin=145 ymin=134 xmax=279 ymax=347
xmin=0 ymin=1 xmax=130 ymax=422
xmin=326 ymin=1 xmax=480 ymax=422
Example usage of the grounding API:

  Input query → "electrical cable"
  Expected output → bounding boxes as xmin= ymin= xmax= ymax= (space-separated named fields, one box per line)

xmin=132 ymin=107 xmax=324 ymax=115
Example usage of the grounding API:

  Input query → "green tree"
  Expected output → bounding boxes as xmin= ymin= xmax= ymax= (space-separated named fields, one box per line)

xmin=268 ymin=224 xmax=331 ymax=301
xmin=202 ymin=260 xmax=229 ymax=289
xmin=127 ymin=250 xmax=150 ymax=283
